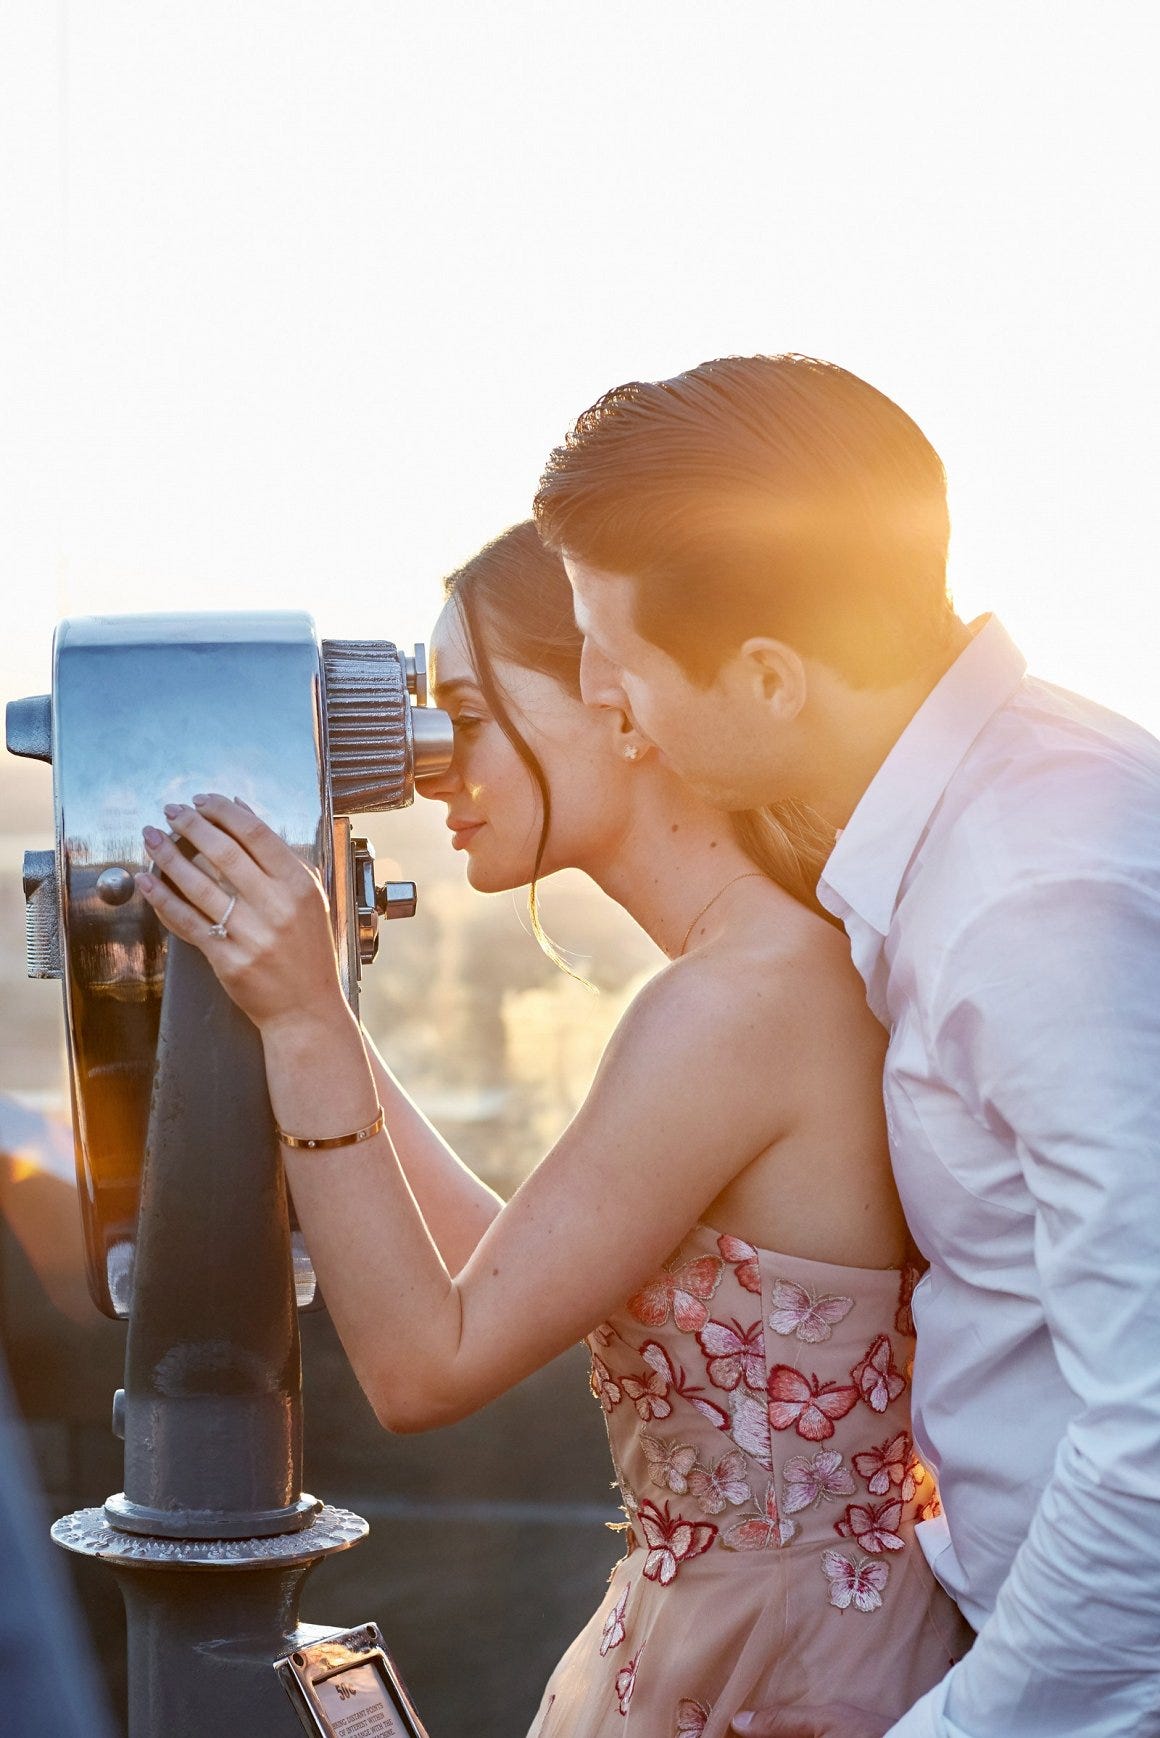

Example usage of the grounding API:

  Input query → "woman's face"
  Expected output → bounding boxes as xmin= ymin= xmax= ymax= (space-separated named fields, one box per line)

xmin=420 ymin=601 xmax=627 ymax=893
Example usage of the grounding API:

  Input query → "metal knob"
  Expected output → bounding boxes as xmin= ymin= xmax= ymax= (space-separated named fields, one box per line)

xmin=375 ymin=881 xmax=417 ymax=921
xmin=5 ymin=694 xmax=52 ymax=763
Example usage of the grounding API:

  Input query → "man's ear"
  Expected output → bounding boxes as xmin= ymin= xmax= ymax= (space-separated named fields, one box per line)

xmin=737 ymin=637 xmax=808 ymax=723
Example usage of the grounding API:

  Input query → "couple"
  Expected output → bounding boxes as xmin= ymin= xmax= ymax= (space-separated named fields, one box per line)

xmin=134 ymin=355 xmax=1160 ymax=1736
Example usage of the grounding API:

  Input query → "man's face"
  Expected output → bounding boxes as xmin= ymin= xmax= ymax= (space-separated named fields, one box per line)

xmin=565 ymin=556 xmax=797 ymax=810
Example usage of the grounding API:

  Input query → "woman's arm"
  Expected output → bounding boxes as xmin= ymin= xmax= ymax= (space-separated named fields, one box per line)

xmin=360 ymin=1030 xmax=502 ymax=1275
xmin=137 ymin=796 xmax=792 ymax=1432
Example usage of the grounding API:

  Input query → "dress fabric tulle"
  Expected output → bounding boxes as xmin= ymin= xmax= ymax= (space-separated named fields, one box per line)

xmin=527 ymin=1224 xmax=972 ymax=1738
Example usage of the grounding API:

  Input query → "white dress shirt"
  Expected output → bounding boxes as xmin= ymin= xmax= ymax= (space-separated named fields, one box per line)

xmin=818 ymin=617 xmax=1160 ymax=1737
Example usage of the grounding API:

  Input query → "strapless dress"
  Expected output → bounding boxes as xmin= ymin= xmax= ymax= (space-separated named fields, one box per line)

xmin=527 ymin=1223 xmax=972 ymax=1736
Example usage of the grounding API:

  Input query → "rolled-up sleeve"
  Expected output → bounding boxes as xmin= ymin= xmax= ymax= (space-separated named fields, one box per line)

xmin=888 ymin=873 xmax=1160 ymax=1736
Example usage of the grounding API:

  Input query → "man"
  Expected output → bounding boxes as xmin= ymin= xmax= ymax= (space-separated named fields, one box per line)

xmin=533 ymin=354 xmax=1160 ymax=1737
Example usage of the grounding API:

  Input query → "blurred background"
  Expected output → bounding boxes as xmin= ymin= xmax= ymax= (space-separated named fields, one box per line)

xmin=1 ymin=2 xmax=1157 ymax=1732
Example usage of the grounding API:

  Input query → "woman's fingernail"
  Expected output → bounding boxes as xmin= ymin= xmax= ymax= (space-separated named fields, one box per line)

xmin=142 ymin=825 xmax=164 ymax=847
xmin=135 ymin=872 xmax=155 ymax=893
xmin=163 ymin=803 xmax=186 ymax=818
xmin=733 ymin=1718 xmax=754 ymax=1733
xmin=234 ymin=796 xmax=254 ymax=812
xmin=191 ymin=793 xmax=209 ymax=806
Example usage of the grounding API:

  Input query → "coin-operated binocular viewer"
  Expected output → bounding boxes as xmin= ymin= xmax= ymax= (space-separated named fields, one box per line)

xmin=7 ymin=613 xmax=451 ymax=1738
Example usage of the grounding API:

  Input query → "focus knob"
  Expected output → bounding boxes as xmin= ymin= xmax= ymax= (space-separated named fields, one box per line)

xmin=321 ymin=640 xmax=411 ymax=814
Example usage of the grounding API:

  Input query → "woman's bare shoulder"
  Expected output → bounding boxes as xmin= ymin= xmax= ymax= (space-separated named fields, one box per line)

xmin=610 ymin=889 xmax=868 ymax=1066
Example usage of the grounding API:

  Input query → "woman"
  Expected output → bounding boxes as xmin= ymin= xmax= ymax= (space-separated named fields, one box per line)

xmin=135 ymin=523 xmax=970 ymax=1734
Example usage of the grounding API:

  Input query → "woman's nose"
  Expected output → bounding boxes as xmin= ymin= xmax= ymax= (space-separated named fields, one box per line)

xmin=415 ymin=754 xmax=461 ymax=802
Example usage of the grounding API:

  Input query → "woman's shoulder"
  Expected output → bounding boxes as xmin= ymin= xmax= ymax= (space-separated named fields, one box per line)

xmin=619 ymin=885 xmax=865 ymax=1057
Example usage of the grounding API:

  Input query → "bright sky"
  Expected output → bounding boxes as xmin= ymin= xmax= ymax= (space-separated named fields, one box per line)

xmin=1 ymin=3 xmax=1157 ymax=731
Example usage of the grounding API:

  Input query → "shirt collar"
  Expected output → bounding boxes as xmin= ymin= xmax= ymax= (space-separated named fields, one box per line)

xmin=818 ymin=615 xmax=1028 ymax=936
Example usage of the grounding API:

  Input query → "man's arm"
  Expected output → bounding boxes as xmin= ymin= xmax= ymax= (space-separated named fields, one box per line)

xmin=889 ymin=872 xmax=1160 ymax=1736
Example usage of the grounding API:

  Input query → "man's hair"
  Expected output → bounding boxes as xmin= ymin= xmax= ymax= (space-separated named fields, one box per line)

xmin=535 ymin=353 xmax=957 ymax=688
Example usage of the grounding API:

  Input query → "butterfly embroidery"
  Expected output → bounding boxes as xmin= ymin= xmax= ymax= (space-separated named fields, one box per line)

xmin=628 ymin=1255 xmax=724 ymax=1334
xmin=622 ymin=1357 xmax=673 ymax=1423
xmin=722 ymin=1479 xmax=797 ymax=1550
xmin=851 ymin=1335 xmax=906 ymax=1413
xmin=685 ymin=1449 xmax=751 ymax=1515
xmin=590 ymin=1320 xmax=617 ymax=1349
xmin=916 ymin=1493 xmax=943 ymax=1523
xmin=590 ymin=1356 xmax=622 ymax=1414
xmin=726 ymin=1390 xmax=773 ymax=1469
xmin=834 ymin=1498 xmax=906 ymax=1554
xmin=781 ymin=1448 xmax=857 ymax=1514
xmin=821 ymin=1548 xmax=890 ymax=1613
xmin=599 ymin=1581 xmax=630 ymax=1656
xmin=716 ymin=1233 xmax=762 ymax=1295
xmin=767 ymin=1366 xmax=859 ymax=1441
xmin=615 ymin=1643 xmax=645 ymax=1715
xmin=696 ymin=1317 xmax=766 ymax=1393
xmin=674 ymin=1697 xmax=711 ymax=1736
xmin=638 ymin=1341 xmax=731 ymax=1430
xmin=637 ymin=1498 xmax=718 ymax=1586
xmin=768 ymin=1279 xmax=856 ymax=1344
xmin=852 ymin=1432 xmax=919 ymax=1499
xmin=641 ymin=1435 xmax=700 ymax=1496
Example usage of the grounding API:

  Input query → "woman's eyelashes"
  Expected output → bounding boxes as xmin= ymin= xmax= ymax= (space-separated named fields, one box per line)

xmin=451 ymin=712 xmax=485 ymax=737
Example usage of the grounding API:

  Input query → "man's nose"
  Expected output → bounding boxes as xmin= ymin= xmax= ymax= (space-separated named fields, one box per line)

xmin=579 ymin=638 xmax=626 ymax=709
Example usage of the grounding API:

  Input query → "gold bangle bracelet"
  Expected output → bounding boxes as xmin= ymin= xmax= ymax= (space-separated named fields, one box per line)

xmin=275 ymin=1107 xmax=385 ymax=1151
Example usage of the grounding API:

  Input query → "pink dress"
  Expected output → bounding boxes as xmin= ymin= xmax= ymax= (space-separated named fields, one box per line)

xmin=527 ymin=1225 xmax=972 ymax=1737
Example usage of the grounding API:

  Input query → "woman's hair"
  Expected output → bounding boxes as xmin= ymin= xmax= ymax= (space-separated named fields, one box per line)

xmin=441 ymin=521 xmax=840 ymax=963
xmin=535 ymin=353 xmax=958 ymax=690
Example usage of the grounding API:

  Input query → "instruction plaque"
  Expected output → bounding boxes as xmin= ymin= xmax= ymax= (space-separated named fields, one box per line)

xmin=275 ymin=1624 xmax=428 ymax=1738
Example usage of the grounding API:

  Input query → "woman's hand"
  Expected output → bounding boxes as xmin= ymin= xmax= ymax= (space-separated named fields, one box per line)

xmin=135 ymin=793 xmax=347 ymax=1033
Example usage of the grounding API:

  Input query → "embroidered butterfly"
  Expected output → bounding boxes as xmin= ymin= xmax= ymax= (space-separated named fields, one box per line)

xmin=716 ymin=1233 xmax=763 ymax=1295
xmin=685 ymin=1449 xmax=751 ymax=1515
xmin=628 ymin=1255 xmax=724 ymax=1334
xmin=696 ymin=1317 xmax=766 ymax=1393
xmin=851 ymin=1335 xmax=906 ymax=1413
xmin=589 ymin=1356 xmax=622 ymax=1414
xmin=767 ymin=1366 xmax=859 ymax=1441
xmin=622 ymin=1358 xmax=673 ymax=1423
xmin=768 ymin=1279 xmax=856 ymax=1344
xmin=615 ymin=1644 xmax=645 ymax=1715
xmin=641 ymin=1435 xmax=700 ymax=1496
xmin=781 ymin=1448 xmax=857 ymax=1514
xmin=834 ymin=1498 xmax=906 ymax=1554
xmin=820 ymin=1548 xmax=890 ymax=1613
xmin=674 ymin=1697 xmax=710 ymax=1736
xmin=727 ymin=1390 xmax=773 ymax=1469
xmin=637 ymin=1498 xmax=718 ymax=1586
xmin=722 ymin=1480 xmax=797 ymax=1550
xmin=852 ymin=1432 xmax=918 ymax=1498
xmin=637 ymin=1341 xmax=730 ymax=1430
xmin=599 ymin=1581 xmax=630 ymax=1656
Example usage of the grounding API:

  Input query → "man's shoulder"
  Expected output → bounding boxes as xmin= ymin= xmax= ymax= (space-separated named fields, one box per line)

xmin=902 ymin=678 xmax=1160 ymax=932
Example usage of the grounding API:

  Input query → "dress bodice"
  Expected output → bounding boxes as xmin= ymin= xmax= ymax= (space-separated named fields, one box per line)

xmin=586 ymin=1222 xmax=934 ymax=1590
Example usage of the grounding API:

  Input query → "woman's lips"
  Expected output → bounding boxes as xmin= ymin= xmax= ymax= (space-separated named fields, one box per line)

xmin=448 ymin=820 xmax=486 ymax=850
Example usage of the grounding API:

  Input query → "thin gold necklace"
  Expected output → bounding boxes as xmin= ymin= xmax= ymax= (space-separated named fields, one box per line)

xmin=677 ymin=872 xmax=767 ymax=958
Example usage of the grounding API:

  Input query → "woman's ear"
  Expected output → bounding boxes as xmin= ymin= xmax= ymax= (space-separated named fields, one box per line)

xmin=738 ymin=637 xmax=808 ymax=723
